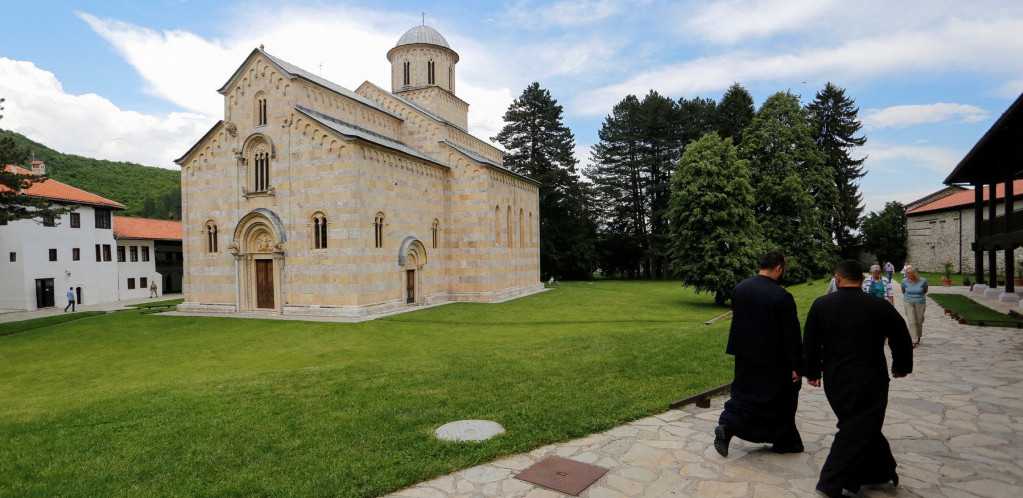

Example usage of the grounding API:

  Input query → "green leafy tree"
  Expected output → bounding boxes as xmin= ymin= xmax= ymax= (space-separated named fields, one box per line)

xmin=668 ymin=132 xmax=764 ymax=305
xmin=0 ymin=130 xmax=181 ymax=219
xmin=807 ymin=82 xmax=867 ymax=258
xmin=493 ymin=82 xmax=596 ymax=280
xmin=740 ymin=91 xmax=837 ymax=282
xmin=860 ymin=201 xmax=908 ymax=267
xmin=716 ymin=83 xmax=755 ymax=144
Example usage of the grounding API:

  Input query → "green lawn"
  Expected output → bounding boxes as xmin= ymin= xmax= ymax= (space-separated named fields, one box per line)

xmin=928 ymin=293 xmax=1020 ymax=327
xmin=0 ymin=280 xmax=827 ymax=497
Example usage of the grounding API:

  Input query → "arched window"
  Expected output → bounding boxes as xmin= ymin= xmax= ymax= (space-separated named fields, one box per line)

xmin=495 ymin=205 xmax=501 ymax=246
xmin=448 ymin=65 xmax=453 ymax=90
xmin=253 ymin=148 xmax=271 ymax=192
xmin=506 ymin=206 xmax=513 ymax=249
xmin=431 ymin=219 xmax=440 ymax=249
xmin=205 ymin=221 xmax=218 ymax=253
xmin=403 ymin=60 xmax=410 ymax=86
xmin=374 ymin=212 xmax=385 ymax=248
xmin=255 ymin=93 xmax=267 ymax=126
xmin=519 ymin=209 xmax=525 ymax=249
xmin=428 ymin=59 xmax=435 ymax=85
xmin=529 ymin=212 xmax=535 ymax=246
xmin=313 ymin=212 xmax=328 ymax=249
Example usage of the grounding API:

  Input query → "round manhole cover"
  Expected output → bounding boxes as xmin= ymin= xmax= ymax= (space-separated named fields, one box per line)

xmin=435 ymin=419 xmax=505 ymax=442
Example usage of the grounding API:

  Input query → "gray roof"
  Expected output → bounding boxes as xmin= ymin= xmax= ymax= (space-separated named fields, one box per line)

xmin=296 ymin=105 xmax=443 ymax=167
xmin=389 ymin=88 xmax=466 ymax=132
xmin=217 ymin=48 xmax=392 ymax=117
xmin=395 ymin=25 xmax=450 ymax=49
xmin=442 ymin=140 xmax=539 ymax=186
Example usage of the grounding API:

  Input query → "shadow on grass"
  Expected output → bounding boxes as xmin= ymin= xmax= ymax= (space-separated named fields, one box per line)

xmin=0 ymin=312 xmax=107 ymax=337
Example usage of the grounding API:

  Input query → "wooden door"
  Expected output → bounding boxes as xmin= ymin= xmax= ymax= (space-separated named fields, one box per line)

xmin=406 ymin=269 xmax=415 ymax=304
xmin=256 ymin=259 xmax=274 ymax=309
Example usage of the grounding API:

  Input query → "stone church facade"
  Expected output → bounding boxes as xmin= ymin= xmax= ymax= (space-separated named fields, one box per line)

xmin=175 ymin=25 xmax=542 ymax=317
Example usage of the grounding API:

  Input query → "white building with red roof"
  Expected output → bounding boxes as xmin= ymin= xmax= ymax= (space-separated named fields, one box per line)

xmin=113 ymin=216 xmax=183 ymax=299
xmin=1 ymin=161 xmax=125 ymax=310
xmin=905 ymin=180 xmax=1023 ymax=275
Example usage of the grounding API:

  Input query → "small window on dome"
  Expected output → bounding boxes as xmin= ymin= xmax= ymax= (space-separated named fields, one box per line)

xmin=428 ymin=60 xmax=435 ymax=85
xmin=403 ymin=60 xmax=410 ymax=86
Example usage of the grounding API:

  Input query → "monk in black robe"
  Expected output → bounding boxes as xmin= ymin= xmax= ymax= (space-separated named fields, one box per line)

xmin=714 ymin=251 xmax=804 ymax=457
xmin=803 ymin=260 xmax=913 ymax=497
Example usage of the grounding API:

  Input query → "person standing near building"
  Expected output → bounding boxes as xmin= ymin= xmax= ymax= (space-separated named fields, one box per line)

xmin=150 ymin=280 xmax=158 ymax=298
xmin=803 ymin=260 xmax=913 ymax=497
xmin=713 ymin=251 xmax=804 ymax=457
xmin=64 ymin=287 xmax=75 ymax=312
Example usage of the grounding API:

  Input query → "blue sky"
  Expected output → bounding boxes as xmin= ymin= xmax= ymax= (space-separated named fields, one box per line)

xmin=2 ymin=0 xmax=1022 ymax=214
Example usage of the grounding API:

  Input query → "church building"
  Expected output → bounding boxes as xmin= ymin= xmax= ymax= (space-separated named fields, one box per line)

xmin=174 ymin=25 xmax=542 ymax=317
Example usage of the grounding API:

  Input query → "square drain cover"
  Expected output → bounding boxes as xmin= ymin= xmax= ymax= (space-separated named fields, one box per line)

xmin=515 ymin=456 xmax=609 ymax=496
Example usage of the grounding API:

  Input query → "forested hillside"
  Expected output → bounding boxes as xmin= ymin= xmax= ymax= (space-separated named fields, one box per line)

xmin=0 ymin=129 xmax=181 ymax=220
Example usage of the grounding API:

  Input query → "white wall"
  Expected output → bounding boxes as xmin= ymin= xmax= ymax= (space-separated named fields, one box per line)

xmin=116 ymin=239 xmax=161 ymax=300
xmin=0 ymin=206 xmax=119 ymax=310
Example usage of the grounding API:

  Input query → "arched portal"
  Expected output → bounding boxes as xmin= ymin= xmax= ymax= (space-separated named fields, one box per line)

xmin=232 ymin=209 xmax=286 ymax=313
xmin=398 ymin=237 xmax=427 ymax=305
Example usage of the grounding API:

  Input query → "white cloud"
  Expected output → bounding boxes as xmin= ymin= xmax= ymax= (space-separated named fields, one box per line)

xmin=504 ymin=0 xmax=632 ymax=28
xmin=994 ymin=80 xmax=1023 ymax=99
xmin=574 ymin=17 xmax=1023 ymax=115
xmin=78 ymin=8 xmax=516 ymax=149
xmin=0 ymin=57 xmax=212 ymax=168
xmin=861 ymin=140 xmax=963 ymax=175
xmin=685 ymin=0 xmax=838 ymax=44
xmin=862 ymin=188 xmax=937 ymax=215
xmin=863 ymin=103 xmax=990 ymax=130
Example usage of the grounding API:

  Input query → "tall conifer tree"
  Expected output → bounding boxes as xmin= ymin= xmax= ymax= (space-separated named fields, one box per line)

xmin=493 ymin=83 xmax=595 ymax=280
xmin=807 ymin=82 xmax=867 ymax=258
xmin=588 ymin=92 xmax=685 ymax=278
xmin=588 ymin=95 xmax=646 ymax=277
xmin=716 ymin=83 xmax=755 ymax=144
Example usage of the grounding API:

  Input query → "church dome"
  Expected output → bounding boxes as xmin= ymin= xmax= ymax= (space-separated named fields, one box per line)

xmin=395 ymin=25 xmax=450 ymax=49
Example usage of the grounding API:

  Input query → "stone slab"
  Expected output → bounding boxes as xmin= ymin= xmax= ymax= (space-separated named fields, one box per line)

xmin=435 ymin=420 xmax=505 ymax=442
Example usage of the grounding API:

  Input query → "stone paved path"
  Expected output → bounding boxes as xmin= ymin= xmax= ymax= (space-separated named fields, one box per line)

xmin=387 ymin=285 xmax=1023 ymax=498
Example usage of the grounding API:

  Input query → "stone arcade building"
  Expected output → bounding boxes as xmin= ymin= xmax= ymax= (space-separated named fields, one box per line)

xmin=174 ymin=25 xmax=542 ymax=317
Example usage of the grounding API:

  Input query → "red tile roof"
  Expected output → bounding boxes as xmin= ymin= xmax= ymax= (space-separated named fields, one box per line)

xmin=906 ymin=179 xmax=1023 ymax=215
xmin=113 ymin=216 xmax=183 ymax=241
xmin=2 ymin=165 xmax=125 ymax=209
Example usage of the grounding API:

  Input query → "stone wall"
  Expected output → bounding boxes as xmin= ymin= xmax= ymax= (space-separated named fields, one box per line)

xmin=906 ymin=205 xmax=1021 ymax=275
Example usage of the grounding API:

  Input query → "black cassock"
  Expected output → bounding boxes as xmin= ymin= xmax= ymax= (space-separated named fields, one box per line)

xmin=719 ymin=274 xmax=804 ymax=447
xmin=803 ymin=287 xmax=913 ymax=492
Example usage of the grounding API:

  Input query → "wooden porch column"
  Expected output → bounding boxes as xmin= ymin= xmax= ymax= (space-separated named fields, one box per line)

xmin=1006 ymin=176 xmax=1015 ymax=293
xmin=988 ymin=182 xmax=998 ymax=288
xmin=975 ymin=183 xmax=985 ymax=285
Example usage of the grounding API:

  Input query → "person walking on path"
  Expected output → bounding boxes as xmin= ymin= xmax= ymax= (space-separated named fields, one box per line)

xmin=862 ymin=265 xmax=894 ymax=306
xmin=64 ymin=287 xmax=75 ymax=312
xmin=803 ymin=260 xmax=913 ymax=497
xmin=150 ymin=281 xmax=158 ymax=298
xmin=900 ymin=266 xmax=929 ymax=347
xmin=713 ymin=251 xmax=804 ymax=457
xmin=884 ymin=261 xmax=895 ymax=281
